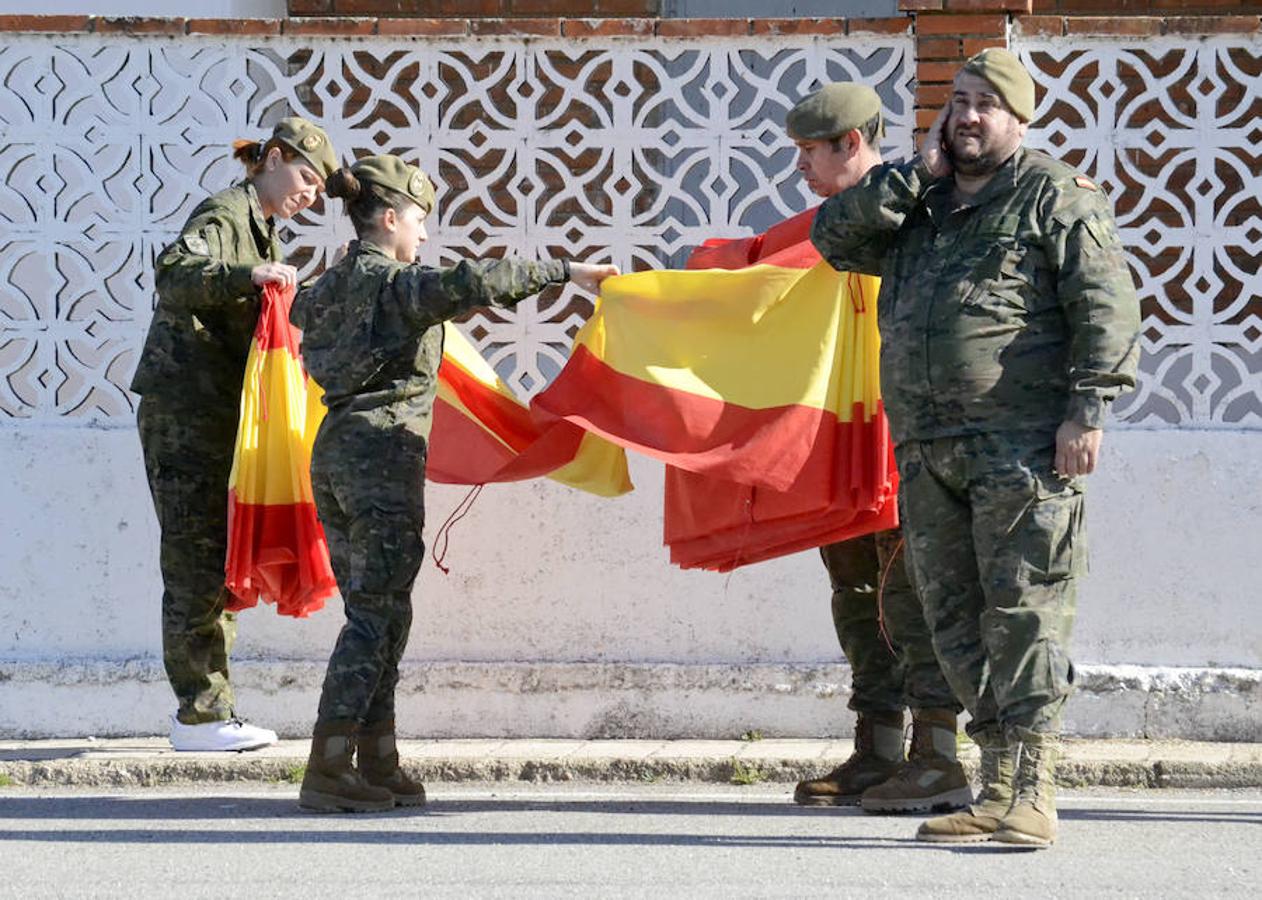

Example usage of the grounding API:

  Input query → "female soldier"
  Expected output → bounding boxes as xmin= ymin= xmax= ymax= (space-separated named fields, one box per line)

xmin=291 ymin=155 xmax=618 ymax=812
xmin=131 ymin=118 xmax=338 ymax=752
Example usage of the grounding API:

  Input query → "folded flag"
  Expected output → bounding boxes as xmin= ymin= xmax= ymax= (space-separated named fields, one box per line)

xmin=225 ymin=282 xmax=337 ymax=618
xmin=532 ymin=208 xmax=898 ymax=571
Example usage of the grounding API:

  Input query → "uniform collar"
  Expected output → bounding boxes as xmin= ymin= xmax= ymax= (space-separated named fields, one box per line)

xmin=351 ymin=239 xmax=395 ymax=260
xmin=242 ymin=180 xmax=276 ymax=242
xmin=924 ymin=146 xmax=1026 ymax=221
xmin=965 ymin=146 xmax=1025 ymax=209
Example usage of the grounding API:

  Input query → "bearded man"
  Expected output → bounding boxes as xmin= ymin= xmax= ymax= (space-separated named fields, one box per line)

xmin=809 ymin=49 xmax=1140 ymax=848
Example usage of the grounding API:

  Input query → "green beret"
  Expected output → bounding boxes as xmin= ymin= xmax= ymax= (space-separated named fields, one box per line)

xmin=785 ymin=83 xmax=883 ymax=142
xmin=271 ymin=116 xmax=338 ymax=180
xmin=960 ymin=48 xmax=1035 ymax=123
xmin=350 ymin=154 xmax=436 ymax=214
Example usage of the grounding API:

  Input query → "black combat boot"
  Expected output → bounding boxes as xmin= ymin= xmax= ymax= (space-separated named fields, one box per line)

xmin=793 ymin=710 xmax=904 ymax=806
xmin=358 ymin=718 xmax=427 ymax=807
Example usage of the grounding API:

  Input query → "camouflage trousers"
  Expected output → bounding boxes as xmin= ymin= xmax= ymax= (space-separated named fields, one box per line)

xmin=136 ymin=394 xmax=238 ymax=725
xmin=311 ymin=413 xmax=427 ymax=726
xmin=895 ymin=430 xmax=1083 ymax=738
xmin=821 ymin=529 xmax=960 ymax=714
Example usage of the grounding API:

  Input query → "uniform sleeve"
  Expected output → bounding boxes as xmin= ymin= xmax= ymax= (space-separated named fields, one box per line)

xmin=1045 ymin=187 xmax=1142 ymax=428
xmin=389 ymin=257 xmax=569 ymax=330
xmin=153 ymin=205 xmax=258 ymax=311
xmin=810 ymin=157 xmax=937 ymax=276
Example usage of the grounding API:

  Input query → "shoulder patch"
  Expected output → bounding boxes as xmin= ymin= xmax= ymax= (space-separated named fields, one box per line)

xmin=1074 ymin=175 xmax=1098 ymax=192
xmin=182 ymin=234 xmax=210 ymax=256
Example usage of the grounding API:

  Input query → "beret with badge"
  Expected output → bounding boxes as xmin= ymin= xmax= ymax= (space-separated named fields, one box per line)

xmin=347 ymin=154 xmax=436 ymax=214
xmin=270 ymin=116 xmax=339 ymax=180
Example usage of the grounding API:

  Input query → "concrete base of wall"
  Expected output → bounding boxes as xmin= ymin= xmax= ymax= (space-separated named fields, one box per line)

xmin=5 ymin=426 xmax=1259 ymax=743
xmin=2 ymin=658 xmax=1257 ymax=742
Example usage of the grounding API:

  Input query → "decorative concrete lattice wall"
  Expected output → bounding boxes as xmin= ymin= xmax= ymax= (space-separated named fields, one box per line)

xmin=0 ymin=32 xmax=913 ymax=415
xmin=1 ymin=25 xmax=1259 ymax=429
xmin=1015 ymin=36 xmax=1262 ymax=427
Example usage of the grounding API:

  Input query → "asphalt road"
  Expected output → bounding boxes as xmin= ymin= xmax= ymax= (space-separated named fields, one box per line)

xmin=1 ymin=784 xmax=1258 ymax=898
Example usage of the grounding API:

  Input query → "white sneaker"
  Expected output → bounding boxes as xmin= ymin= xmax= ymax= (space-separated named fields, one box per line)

xmin=169 ymin=716 xmax=278 ymax=752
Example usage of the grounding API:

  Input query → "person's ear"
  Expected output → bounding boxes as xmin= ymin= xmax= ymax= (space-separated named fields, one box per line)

xmin=381 ymin=206 xmax=398 ymax=233
xmin=847 ymin=130 xmax=863 ymax=157
xmin=265 ymin=146 xmax=282 ymax=171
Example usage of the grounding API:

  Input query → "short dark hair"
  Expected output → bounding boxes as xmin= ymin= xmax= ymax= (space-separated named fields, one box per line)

xmin=828 ymin=112 xmax=884 ymax=152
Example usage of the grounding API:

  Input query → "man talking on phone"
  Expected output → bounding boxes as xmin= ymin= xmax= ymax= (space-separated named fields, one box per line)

xmin=809 ymin=49 xmax=1140 ymax=847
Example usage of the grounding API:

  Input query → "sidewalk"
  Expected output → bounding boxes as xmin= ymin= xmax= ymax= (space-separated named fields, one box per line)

xmin=2 ymin=737 xmax=1261 ymax=789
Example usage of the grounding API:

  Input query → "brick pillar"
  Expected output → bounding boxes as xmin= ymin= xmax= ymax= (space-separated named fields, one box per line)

xmin=899 ymin=0 xmax=1030 ymax=133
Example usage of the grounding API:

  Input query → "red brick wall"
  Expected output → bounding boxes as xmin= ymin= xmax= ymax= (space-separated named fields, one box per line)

xmin=1029 ymin=0 xmax=1261 ymax=13
xmin=288 ymin=0 xmax=663 ymax=16
xmin=897 ymin=0 xmax=1262 ymax=132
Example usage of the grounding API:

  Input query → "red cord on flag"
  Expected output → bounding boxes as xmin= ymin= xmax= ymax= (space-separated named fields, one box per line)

xmin=431 ymin=483 xmax=485 ymax=575
xmin=848 ymin=272 xmax=867 ymax=313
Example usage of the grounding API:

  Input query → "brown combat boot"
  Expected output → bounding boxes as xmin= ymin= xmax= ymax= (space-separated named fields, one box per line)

xmin=993 ymin=728 xmax=1058 ymax=848
xmin=916 ymin=728 xmax=1014 ymax=842
xmin=358 ymin=718 xmax=427 ymax=807
xmin=793 ymin=711 xmax=904 ymax=806
xmin=298 ymin=719 xmax=395 ymax=813
xmin=860 ymin=708 xmax=972 ymax=814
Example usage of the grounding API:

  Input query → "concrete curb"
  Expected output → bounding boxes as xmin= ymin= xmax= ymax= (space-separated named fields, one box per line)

xmin=2 ymin=738 xmax=1260 ymax=790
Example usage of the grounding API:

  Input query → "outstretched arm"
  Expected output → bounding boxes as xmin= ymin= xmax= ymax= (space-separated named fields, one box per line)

xmin=391 ymin=258 xmax=620 ymax=330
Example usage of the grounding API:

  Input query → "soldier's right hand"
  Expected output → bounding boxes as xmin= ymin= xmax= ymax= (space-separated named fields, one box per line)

xmin=570 ymin=262 xmax=621 ymax=294
xmin=919 ymin=105 xmax=953 ymax=179
xmin=251 ymin=262 xmax=300 ymax=289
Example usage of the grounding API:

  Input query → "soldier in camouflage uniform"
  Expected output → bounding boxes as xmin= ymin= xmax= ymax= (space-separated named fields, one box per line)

xmin=291 ymin=155 xmax=618 ymax=812
xmin=132 ymin=117 xmax=338 ymax=752
xmin=783 ymin=85 xmax=971 ymax=816
xmin=811 ymin=50 xmax=1140 ymax=847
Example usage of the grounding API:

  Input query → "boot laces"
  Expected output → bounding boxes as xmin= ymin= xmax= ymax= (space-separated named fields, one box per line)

xmin=975 ymin=741 xmax=1013 ymax=804
xmin=1014 ymin=741 xmax=1052 ymax=803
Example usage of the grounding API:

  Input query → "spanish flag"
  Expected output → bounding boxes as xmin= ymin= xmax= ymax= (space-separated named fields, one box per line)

xmin=532 ymin=209 xmax=898 ymax=571
xmin=430 ymin=319 xmax=632 ymax=498
xmin=225 ymin=284 xmax=631 ymax=617
xmin=225 ymin=283 xmax=335 ymax=618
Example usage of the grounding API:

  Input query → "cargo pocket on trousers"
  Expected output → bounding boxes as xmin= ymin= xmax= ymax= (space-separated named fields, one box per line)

xmin=349 ymin=508 xmax=426 ymax=595
xmin=1022 ymin=476 xmax=1086 ymax=584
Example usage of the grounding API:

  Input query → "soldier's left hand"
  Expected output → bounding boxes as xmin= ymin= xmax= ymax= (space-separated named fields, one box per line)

xmin=1055 ymin=420 xmax=1103 ymax=477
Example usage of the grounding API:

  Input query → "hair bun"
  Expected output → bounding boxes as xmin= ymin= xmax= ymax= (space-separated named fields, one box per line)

xmin=324 ymin=168 xmax=361 ymax=201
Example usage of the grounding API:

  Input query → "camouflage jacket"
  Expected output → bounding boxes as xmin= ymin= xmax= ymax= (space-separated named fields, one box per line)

xmin=291 ymin=240 xmax=567 ymax=439
xmin=131 ymin=182 xmax=279 ymax=402
xmin=811 ymin=148 xmax=1140 ymax=443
